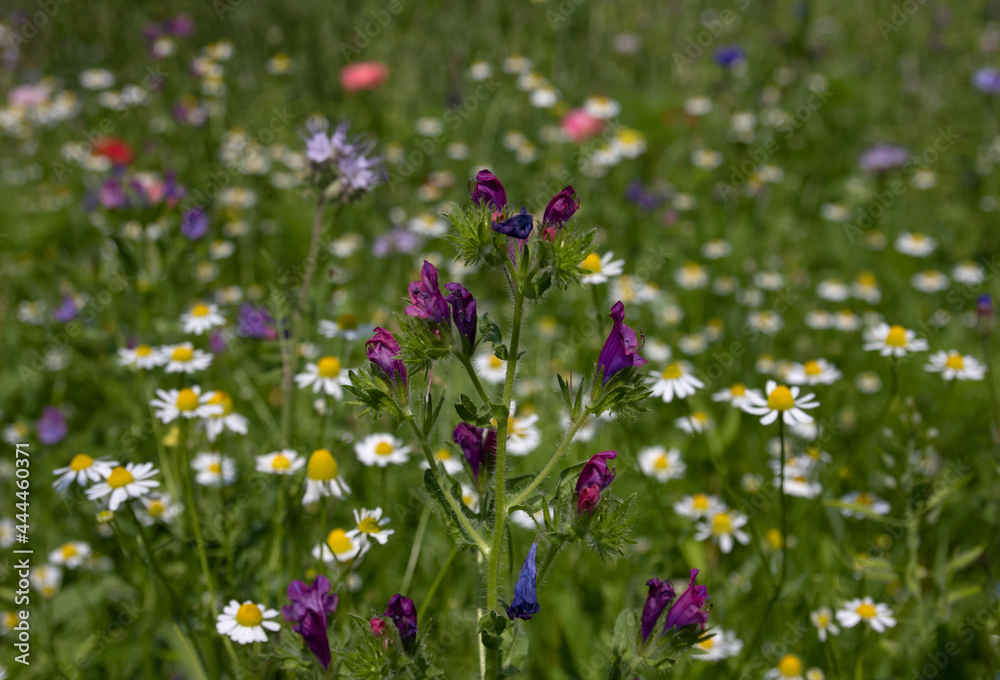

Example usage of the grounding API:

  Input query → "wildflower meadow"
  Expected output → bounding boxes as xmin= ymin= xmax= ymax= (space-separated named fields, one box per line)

xmin=3 ymin=2 xmax=1000 ymax=678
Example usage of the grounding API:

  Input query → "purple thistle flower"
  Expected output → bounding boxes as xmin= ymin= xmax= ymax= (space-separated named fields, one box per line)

xmin=640 ymin=578 xmax=676 ymax=643
xmin=974 ymin=68 xmax=1000 ymax=94
xmin=281 ymin=575 xmax=339 ymax=670
xmin=575 ymin=450 xmax=617 ymax=513
xmin=53 ymin=295 xmax=78 ymax=323
xmin=180 ymin=207 xmax=209 ymax=240
xmin=366 ymin=327 xmax=407 ymax=387
xmin=37 ymin=406 xmax=67 ymax=445
xmin=493 ymin=207 xmax=534 ymax=240
xmin=597 ymin=301 xmax=648 ymax=385
xmin=859 ymin=144 xmax=909 ymax=173
xmin=385 ymin=594 xmax=418 ymax=652
xmin=302 ymin=119 xmax=385 ymax=197
xmin=445 ymin=282 xmax=477 ymax=347
xmin=506 ymin=542 xmax=540 ymax=620
xmin=662 ymin=569 xmax=710 ymax=631
xmin=405 ymin=261 xmax=450 ymax=325
xmin=469 ymin=170 xmax=507 ymax=212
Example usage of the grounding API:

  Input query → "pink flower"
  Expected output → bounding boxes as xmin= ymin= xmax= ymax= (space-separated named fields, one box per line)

xmin=8 ymin=84 xmax=49 ymax=108
xmin=560 ymin=108 xmax=605 ymax=143
xmin=340 ymin=62 xmax=389 ymax=92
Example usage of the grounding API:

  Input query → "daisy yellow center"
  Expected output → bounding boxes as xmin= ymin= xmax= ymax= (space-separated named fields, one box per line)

xmin=61 ymin=544 xmax=78 ymax=559
xmin=885 ymin=325 xmax=907 ymax=347
xmin=817 ymin=613 xmax=829 ymax=626
xmin=654 ymin=454 xmax=670 ymax=470
xmin=176 ymin=388 xmax=199 ymax=411
xmin=271 ymin=454 xmax=291 ymax=470
xmin=107 ymin=466 xmax=134 ymax=489
xmin=375 ymin=442 xmax=394 ymax=456
xmin=619 ymin=130 xmax=641 ymax=144
xmin=148 ymin=500 xmax=165 ymax=516
xmin=192 ymin=304 xmax=210 ymax=317
xmin=317 ymin=357 xmax=341 ymax=378
xmin=711 ymin=513 xmax=733 ymax=535
xmin=357 ymin=517 xmax=381 ymax=534
xmin=692 ymin=411 xmax=708 ymax=423
xmin=661 ymin=363 xmax=682 ymax=380
xmin=463 ymin=493 xmax=475 ymax=507
xmin=730 ymin=383 xmax=746 ymax=396
xmin=135 ymin=344 xmax=153 ymax=356
xmin=698 ymin=636 xmax=715 ymax=650
xmin=581 ymin=253 xmax=603 ymax=273
xmin=235 ymin=603 xmax=263 ymax=627
xmin=208 ymin=462 xmax=222 ymax=474
xmin=327 ymin=528 xmax=353 ymax=553
xmin=766 ymin=528 xmax=783 ymax=549
xmin=171 ymin=347 xmax=194 ymax=362
xmin=435 ymin=449 xmax=452 ymax=461
xmin=912 ymin=234 xmax=926 ymax=242
xmin=70 ymin=453 xmax=94 ymax=471
xmin=693 ymin=494 xmax=710 ymax=510
xmin=489 ymin=355 xmax=504 ymax=369
xmin=945 ymin=354 xmax=964 ymax=370
xmin=856 ymin=603 xmax=877 ymax=618
xmin=778 ymin=655 xmax=802 ymax=677
xmin=857 ymin=271 xmax=876 ymax=286
xmin=337 ymin=313 xmax=359 ymax=329
xmin=856 ymin=492 xmax=873 ymax=506
xmin=206 ymin=391 xmax=234 ymax=415
xmin=804 ymin=361 xmax=822 ymax=376
xmin=767 ymin=386 xmax=795 ymax=411
xmin=307 ymin=449 xmax=338 ymax=481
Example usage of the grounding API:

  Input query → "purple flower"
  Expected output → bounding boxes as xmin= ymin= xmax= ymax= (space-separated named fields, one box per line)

xmin=373 ymin=228 xmax=422 ymax=258
xmin=37 ymin=407 xmax=67 ymax=445
xmin=452 ymin=422 xmax=497 ymax=483
xmin=977 ymin=294 xmax=994 ymax=335
xmin=625 ymin=180 xmax=666 ymax=212
xmin=238 ymin=304 xmax=276 ymax=339
xmin=53 ymin=295 xmax=77 ymax=323
xmin=506 ymin=542 xmax=540 ymax=620
xmin=597 ymin=301 xmax=647 ymax=385
xmin=445 ymin=283 xmax=477 ymax=347
xmin=575 ymin=450 xmax=617 ymax=513
xmin=209 ymin=330 xmax=227 ymax=354
xmin=405 ymin=261 xmax=450 ymax=325
xmin=163 ymin=14 xmax=194 ymax=37
xmin=714 ymin=45 xmax=745 ymax=68
xmin=301 ymin=119 xmax=384 ymax=197
xmin=366 ymin=327 xmax=407 ymax=387
xmin=662 ymin=569 xmax=710 ymax=631
xmin=542 ymin=186 xmax=580 ymax=228
xmin=469 ymin=170 xmax=507 ymax=212
xmin=859 ymin=144 xmax=909 ymax=173
xmin=385 ymin=594 xmax=418 ymax=652
xmin=492 ymin=207 xmax=534 ymax=239
xmin=640 ymin=578 xmax=676 ymax=643
xmin=180 ymin=207 xmax=209 ymax=239
xmin=974 ymin=68 xmax=1000 ymax=94
xmin=99 ymin=179 xmax=126 ymax=209
xmin=281 ymin=575 xmax=339 ymax=670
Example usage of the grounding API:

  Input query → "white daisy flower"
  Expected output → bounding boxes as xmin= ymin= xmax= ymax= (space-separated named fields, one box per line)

xmin=474 ymin=352 xmax=508 ymax=385
xmin=691 ymin=149 xmax=723 ymax=169
xmin=509 ymin=505 xmax=553 ymax=530
xmin=461 ymin=484 xmax=480 ymax=512
xmin=580 ymin=252 xmax=625 ymax=285
xmin=294 ymin=356 xmax=352 ymax=398
xmin=694 ymin=510 xmax=751 ymax=553
xmin=313 ymin=528 xmax=370 ymax=563
xmin=191 ymin=452 xmax=237 ymax=487
xmin=52 ymin=454 xmax=117 ymax=490
xmin=150 ymin=386 xmax=223 ymax=424
xmin=785 ymin=359 xmax=841 ymax=386
xmin=839 ymin=491 xmax=891 ymax=519
xmin=419 ymin=447 xmax=466 ymax=476
xmin=684 ymin=96 xmax=713 ymax=116
xmin=180 ymin=303 xmax=226 ymax=335
xmin=952 ymin=261 xmax=985 ymax=286
xmin=810 ymin=607 xmax=840 ymax=642
xmin=778 ymin=471 xmax=822 ymax=499
xmin=138 ymin=493 xmax=183 ymax=525
xmin=302 ymin=449 xmax=351 ymax=504
xmin=855 ymin=371 xmax=882 ymax=393
xmin=79 ymin=68 xmax=115 ymax=90
xmin=677 ymin=333 xmax=704 ymax=354
xmin=48 ymin=541 xmax=91 ymax=568
xmin=925 ymin=350 xmax=985 ymax=381
xmin=911 ymin=270 xmax=949 ymax=293
xmin=833 ymin=309 xmax=861 ymax=331
xmin=673 ymin=493 xmax=726 ymax=518
xmin=355 ymin=433 xmax=412 ymax=467
xmin=742 ymin=381 xmax=819 ymax=426
xmin=31 ymin=565 xmax=63 ymax=598
xmin=348 ymin=507 xmax=394 ymax=545
xmin=613 ymin=129 xmax=646 ymax=158
xmin=407 ymin=213 xmax=448 ymax=237
xmin=862 ymin=323 xmax=928 ymax=357
xmin=693 ymin=628 xmax=743 ymax=661
xmin=159 ymin=343 xmax=213 ymax=374
xmin=765 ymin=654 xmax=805 ymax=680
xmin=675 ymin=262 xmax=710 ymax=289
xmin=0 ymin=519 xmax=15 ymax=548
xmin=675 ymin=411 xmax=714 ymax=434
xmin=816 ymin=279 xmax=849 ymax=302
xmin=530 ymin=85 xmax=560 ymax=108
xmin=495 ymin=403 xmax=541 ymax=456
xmin=202 ymin=391 xmax=249 ymax=442
xmin=747 ymin=310 xmax=784 ymax=335
xmin=216 ymin=600 xmax=281 ymax=645
xmin=894 ymin=232 xmax=936 ymax=257
xmin=805 ymin=310 xmax=833 ymax=330
xmin=835 ymin=597 xmax=896 ymax=632
xmin=701 ymin=239 xmax=732 ymax=259
xmin=468 ymin=60 xmax=493 ymax=80
xmin=86 ymin=462 xmax=160 ymax=511
xmin=712 ymin=383 xmax=763 ymax=409
xmin=851 ymin=271 xmax=881 ymax=303
xmin=117 ymin=343 xmax=166 ymax=370
xmin=637 ymin=446 xmax=686 ymax=482
xmin=649 ymin=362 xmax=704 ymax=402
xmin=2 ymin=423 xmax=29 ymax=445
xmin=584 ymin=95 xmax=621 ymax=119
xmin=317 ymin=313 xmax=373 ymax=341
xmin=256 ymin=449 xmax=305 ymax=475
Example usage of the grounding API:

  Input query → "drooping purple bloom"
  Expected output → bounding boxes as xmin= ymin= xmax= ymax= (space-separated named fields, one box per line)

xmin=469 ymin=170 xmax=507 ymax=212
xmin=281 ymin=575 xmax=339 ymax=670
xmin=493 ymin=207 xmax=534 ymax=240
xmin=662 ymin=569 xmax=710 ymax=631
xmin=385 ymin=594 xmax=418 ymax=652
xmin=640 ymin=578 xmax=676 ymax=643
xmin=405 ymin=261 xmax=450 ymax=325
xmin=506 ymin=542 xmax=540 ymax=621
xmin=53 ymin=295 xmax=78 ymax=323
xmin=453 ymin=422 xmax=495 ymax=482
xmin=974 ymin=68 xmax=1000 ymax=94
xmin=366 ymin=327 xmax=407 ymax=387
xmin=714 ymin=45 xmax=745 ymax=68
xmin=37 ymin=407 xmax=67 ymax=445
xmin=445 ymin=283 xmax=477 ymax=347
xmin=597 ymin=301 xmax=647 ymax=385
xmin=859 ymin=144 xmax=909 ymax=173
xmin=575 ymin=450 xmax=617 ymax=514
xmin=542 ymin=186 xmax=580 ymax=228
xmin=238 ymin=304 xmax=276 ymax=339
xmin=180 ymin=207 xmax=209 ymax=239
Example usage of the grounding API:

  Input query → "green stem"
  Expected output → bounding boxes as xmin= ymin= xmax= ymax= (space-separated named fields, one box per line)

xmin=417 ymin=547 xmax=459 ymax=626
xmin=982 ymin=334 xmax=1000 ymax=441
xmin=508 ymin=411 xmax=589 ymax=509
xmin=535 ymin=535 xmax=568 ymax=585
xmin=456 ymin=351 xmax=493 ymax=406
xmin=401 ymin=505 xmax=432 ymax=593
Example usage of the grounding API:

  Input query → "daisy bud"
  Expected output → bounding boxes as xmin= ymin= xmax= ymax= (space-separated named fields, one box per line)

xmin=597 ymin=301 xmax=648 ymax=385
xmin=506 ymin=542 xmax=540 ymax=621
xmin=469 ymin=169 xmax=507 ymax=212
xmin=385 ymin=594 xmax=418 ymax=653
xmin=404 ymin=261 xmax=450 ymax=325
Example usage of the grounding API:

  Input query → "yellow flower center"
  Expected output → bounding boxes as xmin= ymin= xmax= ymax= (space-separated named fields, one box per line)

xmin=208 ymin=462 xmax=222 ymax=474
xmin=435 ymin=448 xmax=452 ymax=461
xmin=692 ymin=494 xmax=709 ymax=510
xmin=176 ymin=388 xmax=199 ymax=411
xmin=135 ymin=344 xmax=152 ymax=357
xmin=191 ymin=304 xmax=210 ymax=317
xmin=61 ymin=544 xmax=78 ymax=559
xmin=654 ymin=454 xmax=670 ymax=470
xmin=375 ymin=441 xmax=394 ymax=456
xmin=817 ymin=613 xmax=829 ymax=626
xmin=804 ymin=360 xmax=822 ymax=376
xmin=856 ymin=603 xmax=877 ymax=618
xmin=206 ymin=391 xmax=234 ymax=415
xmin=711 ymin=513 xmax=733 ymax=535
xmin=235 ymin=603 xmax=263 ymax=627
xmin=766 ymin=528 xmax=783 ymax=549
xmin=70 ymin=453 xmax=94 ymax=471
xmin=317 ymin=356 xmax=341 ymax=378
xmin=661 ymin=363 xmax=682 ymax=380
xmin=171 ymin=347 xmax=194 ymax=362
xmin=856 ymin=492 xmax=873 ymax=506
xmin=767 ymin=386 xmax=795 ymax=411
xmin=148 ymin=500 xmax=165 ymax=516
xmin=885 ymin=325 xmax=907 ymax=347
xmin=619 ymin=129 xmax=641 ymax=145
xmin=337 ymin=313 xmax=359 ymax=329
xmin=778 ymin=654 xmax=803 ymax=677
xmin=692 ymin=411 xmax=708 ymax=423
xmin=857 ymin=271 xmax=876 ymax=287
xmin=271 ymin=454 xmax=291 ymax=470
xmin=357 ymin=517 xmax=381 ymax=534
xmin=724 ymin=383 xmax=744 ymax=398
xmin=307 ymin=449 xmax=338 ymax=480
xmin=462 ymin=493 xmax=476 ymax=507
xmin=945 ymin=354 xmax=964 ymax=370
xmin=327 ymin=528 xmax=353 ymax=554
xmin=489 ymin=355 xmax=504 ymax=369
xmin=107 ymin=466 xmax=134 ymax=489
xmin=580 ymin=253 xmax=602 ymax=273
xmin=912 ymin=233 xmax=926 ymax=242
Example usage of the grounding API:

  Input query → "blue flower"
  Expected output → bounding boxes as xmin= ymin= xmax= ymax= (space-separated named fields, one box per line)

xmin=506 ymin=542 xmax=540 ymax=620
xmin=493 ymin=207 xmax=534 ymax=239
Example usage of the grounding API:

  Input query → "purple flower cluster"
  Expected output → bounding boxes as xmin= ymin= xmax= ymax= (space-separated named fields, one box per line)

xmin=301 ymin=118 xmax=385 ymax=197
xmin=468 ymin=170 xmax=579 ymax=242
xmin=640 ymin=569 xmax=711 ymax=643
xmin=282 ymin=575 xmax=339 ymax=669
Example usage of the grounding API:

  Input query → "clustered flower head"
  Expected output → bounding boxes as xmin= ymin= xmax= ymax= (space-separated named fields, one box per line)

xmin=301 ymin=118 xmax=384 ymax=200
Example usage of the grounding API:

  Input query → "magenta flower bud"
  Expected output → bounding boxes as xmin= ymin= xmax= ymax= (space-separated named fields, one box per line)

xmin=385 ymin=594 xmax=418 ymax=652
xmin=405 ymin=260 xmax=450 ymax=325
xmin=640 ymin=578 xmax=676 ymax=643
xmin=597 ymin=301 xmax=647 ymax=385
xmin=370 ymin=617 xmax=387 ymax=637
xmin=366 ymin=327 xmax=407 ymax=387
xmin=542 ymin=186 xmax=580 ymax=229
xmin=469 ymin=169 xmax=507 ymax=212
xmin=445 ymin=282 xmax=477 ymax=347
xmin=662 ymin=569 xmax=710 ymax=631
xmin=575 ymin=451 xmax=617 ymax=513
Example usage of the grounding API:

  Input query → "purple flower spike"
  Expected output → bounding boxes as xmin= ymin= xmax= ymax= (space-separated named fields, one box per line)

xmin=640 ymin=578 xmax=676 ymax=643
xmin=663 ymin=569 xmax=710 ymax=631
xmin=281 ymin=575 xmax=339 ymax=670
xmin=366 ymin=327 xmax=407 ymax=387
xmin=470 ymin=170 xmax=507 ymax=212
xmin=575 ymin=451 xmax=617 ymax=513
xmin=506 ymin=542 xmax=540 ymax=620
xmin=385 ymin=594 xmax=418 ymax=652
xmin=597 ymin=301 xmax=647 ymax=385
xmin=405 ymin=261 xmax=450 ymax=325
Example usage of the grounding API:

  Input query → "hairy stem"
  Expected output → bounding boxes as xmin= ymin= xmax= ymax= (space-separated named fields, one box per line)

xmin=508 ymin=411 xmax=589 ymax=509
